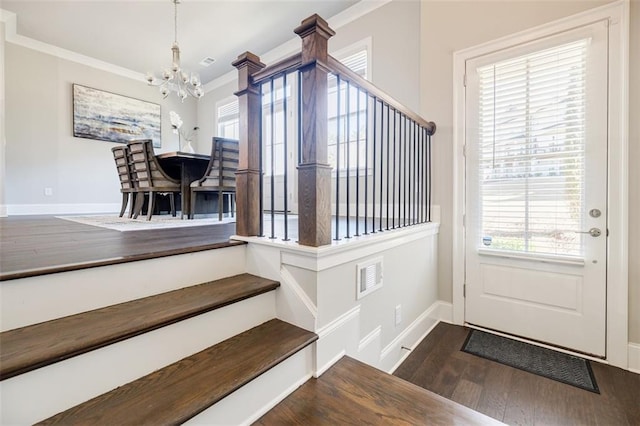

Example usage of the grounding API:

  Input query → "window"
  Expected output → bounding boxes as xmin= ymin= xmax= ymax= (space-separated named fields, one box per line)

xmin=477 ymin=39 xmax=589 ymax=256
xmin=215 ymin=45 xmax=370 ymax=174
xmin=262 ymin=80 xmax=293 ymax=177
xmin=216 ymin=98 xmax=239 ymax=139
xmin=328 ymin=48 xmax=369 ymax=171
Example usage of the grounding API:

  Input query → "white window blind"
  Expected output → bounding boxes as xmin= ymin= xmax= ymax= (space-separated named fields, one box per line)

xmin=477 ymin=39 xmax=588 ymax=256
xmin=341 ymin=49 xmax=368 ymax=79
xmin=217 ymin=99 xmax=239 ymax=139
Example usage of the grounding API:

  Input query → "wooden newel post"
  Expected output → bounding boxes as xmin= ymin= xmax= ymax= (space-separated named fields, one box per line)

xmin=294 ymin=14 xmax=335 ymax=247
xmin=232 ymin=52 xmax=265 ymax=237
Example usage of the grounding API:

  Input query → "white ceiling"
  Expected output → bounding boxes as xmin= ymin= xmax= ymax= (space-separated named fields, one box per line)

xmin=2 ymin=0 xmax=360 ymax=85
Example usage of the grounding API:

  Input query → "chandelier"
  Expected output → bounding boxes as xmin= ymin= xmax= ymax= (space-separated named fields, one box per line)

xmin=146 ymin=0 xmax=204 ymax=101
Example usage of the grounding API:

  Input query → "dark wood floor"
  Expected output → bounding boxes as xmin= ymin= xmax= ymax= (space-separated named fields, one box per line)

xmin=257 ymin=356 xmax=503 ymax=425
xmin=0 ymin=215 xmax=240 ymax=281
xmin=0 ymin=214 xmax=412 ymax=281
xmin=394 ymin=322 xmax=640 ymax=426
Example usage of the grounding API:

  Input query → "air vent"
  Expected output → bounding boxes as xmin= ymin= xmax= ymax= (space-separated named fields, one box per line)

xmin=199 ymin=56 xmax=216 ymax=67
xmin=356 ymin=257 xmax=383 ymax=300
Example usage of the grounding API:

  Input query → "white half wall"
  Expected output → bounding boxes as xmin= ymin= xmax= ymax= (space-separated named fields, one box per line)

xmin=239 ymin=222 xmax=440 ymax=375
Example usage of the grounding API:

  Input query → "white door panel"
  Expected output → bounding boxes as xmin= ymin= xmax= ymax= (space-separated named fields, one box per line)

xmin=465 ymin=21 xmax=608 ymax=356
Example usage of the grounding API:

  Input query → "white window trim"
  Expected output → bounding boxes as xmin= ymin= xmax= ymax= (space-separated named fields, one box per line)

xmin=328 ymin=38 xmax=373 ymax=176
xmin=331 ymin=36 xmax=373 ymax=82
xmin=452 ymin=1 xmax=629 ymax=369
xmin=215 ymin=95 xmax=239 ymax=139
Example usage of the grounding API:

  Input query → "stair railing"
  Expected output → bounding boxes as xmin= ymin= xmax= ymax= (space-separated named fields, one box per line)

xmin=233 ymin=14 xmax=436 ymax=247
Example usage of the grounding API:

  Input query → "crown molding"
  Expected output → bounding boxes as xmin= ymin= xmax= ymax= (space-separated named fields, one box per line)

xmin=1 ymin=0 xmax=392 ymax=92
xmin=1 ymin=9 xmax=145 ymax=82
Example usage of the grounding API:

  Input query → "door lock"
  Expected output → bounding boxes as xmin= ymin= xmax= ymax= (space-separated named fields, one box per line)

xmin=589 ymin=208 xmax=602 ymax=218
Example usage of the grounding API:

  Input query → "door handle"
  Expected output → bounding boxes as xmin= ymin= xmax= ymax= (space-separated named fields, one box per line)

xmin=575 ymin=228 xmax=602 ymax=237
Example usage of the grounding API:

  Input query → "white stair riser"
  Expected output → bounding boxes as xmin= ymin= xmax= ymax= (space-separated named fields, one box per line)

xmin=0 ymin=245 xmax=246 ymax=331
xmin=1 ymin=291 xmax=275 ymax=425
xmin=184 ymin=344 xmax=315 ymax=426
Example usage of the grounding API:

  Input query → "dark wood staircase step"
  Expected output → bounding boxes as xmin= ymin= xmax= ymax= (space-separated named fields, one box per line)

xmin=37 ymin=319 xmax=317 ymax=426
xmin=0 ymin=273 xmax=279 ymax=380
xmin=255 ymin=356 xmax=504 ymax=425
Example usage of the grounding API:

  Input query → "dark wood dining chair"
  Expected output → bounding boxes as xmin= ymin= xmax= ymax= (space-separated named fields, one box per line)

xmin=111 ymin=145 xmax=137 ymax=218
xmin=190 ymin=137 xmax=239 ymax=220
xmin=128 ymin=139 xmax=182 ymax=221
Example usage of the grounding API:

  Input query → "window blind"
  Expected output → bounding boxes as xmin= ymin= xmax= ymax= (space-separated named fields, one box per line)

xmin=477 ymin=39 xmax=588 ymax=256
xmin=341 ymin=49 xmax=368 ymax=78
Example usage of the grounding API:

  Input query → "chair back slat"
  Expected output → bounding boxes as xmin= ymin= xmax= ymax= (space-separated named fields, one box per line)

xmin=193 ymin=137 xmax=239 ymax=189
xmin=111 ymin=145 xmax=135 ymax=191
xmin=128 ymin=139 xmax=180 ymax=189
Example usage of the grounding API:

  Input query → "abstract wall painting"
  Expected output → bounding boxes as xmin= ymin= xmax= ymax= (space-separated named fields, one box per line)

xmin=73 ymin=84 xmax=161 ymax=148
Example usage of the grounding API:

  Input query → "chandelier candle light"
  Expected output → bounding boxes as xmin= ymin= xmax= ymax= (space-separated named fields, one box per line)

xmin=146 ymin=0 xmax=204 ymax=101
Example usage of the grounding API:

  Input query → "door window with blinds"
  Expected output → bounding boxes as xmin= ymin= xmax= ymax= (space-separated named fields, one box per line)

xmin=474 ymin=36 xmax=597 ymax=258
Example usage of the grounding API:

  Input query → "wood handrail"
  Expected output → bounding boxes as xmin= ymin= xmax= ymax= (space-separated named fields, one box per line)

xmin=326 ymin=55 xmax=436 ymax=135
xmin=252 ymin=52 xmax=303 ymax=85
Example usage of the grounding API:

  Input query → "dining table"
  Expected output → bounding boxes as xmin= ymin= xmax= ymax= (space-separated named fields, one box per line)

xmin=156 ymin=151 xmax=210 ymax=218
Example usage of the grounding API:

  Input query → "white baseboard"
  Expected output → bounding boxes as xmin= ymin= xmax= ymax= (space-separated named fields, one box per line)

xmin=7 ymin=203 xmax=120 ymax=216
xmin=629 ymin=342 xmax=640 ymax=374
xmin=380 ymin=300 xmax=451 ymax=373
xmin=434 ymin=301 xmax=453 ymax=323
xmin=0 ymin=204 xmax=7 ymax=217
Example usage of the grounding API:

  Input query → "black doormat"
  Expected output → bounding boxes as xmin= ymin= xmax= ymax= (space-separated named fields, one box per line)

xmin=462 ymin=329 xmax=599 ymax=393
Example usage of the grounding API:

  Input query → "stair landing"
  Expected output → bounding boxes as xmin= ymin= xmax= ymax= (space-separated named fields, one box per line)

xmin=256 ymin=356 xmax=504 ymax=425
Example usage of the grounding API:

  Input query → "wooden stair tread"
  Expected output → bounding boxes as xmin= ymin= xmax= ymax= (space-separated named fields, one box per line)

xmin=37 ymin=319 xmax=317 ymax=426
xmin=0 ymin=273 xmax=279 ymax=380
xmin=255 ymin=356 xmax=504 ymax=425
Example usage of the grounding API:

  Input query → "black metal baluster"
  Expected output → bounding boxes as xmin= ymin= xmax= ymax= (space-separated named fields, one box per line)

xmin=282 ymin=73 xmax=289 ymax=241
xmin=269 ymin=78 xmax=276 ymax=239
xmin=387 ymin=105 xmax=397 ymax=230
xmin=345 ymin=81 xmax=351 ymax=239
xmin=412 ymin=122 xmax=420 ymax=225
xmin=355 ymin=88 xmax=361 ymax=236
xmin=408 ymin=119 xmax=412 ymax=226
xmin=418 ymin=123 xmax=422 ymax=223
xmin=416 ymin=124 xmax=422 ymax=223
xmin=258 ymin=83 xmax=264 ymax=237
xmin=297 ymin=71 xmax=302 ymax=165
xmin=364 ymin=92 xmax=375 ymax=235
xmin=392 ymin=108 xmax=397 ymax=229
xmin=335 ymin=75 xmax=341 ymax=241
xmin=407 ymin=119 xmax=415 ymax=225
xmin=428 ymin=131 xmax=432 ymax=222
xmin=402 ymin=114 xmax=406 ymax=227
xmin=378 ymin=100 xmax=382 ymax=232
xmin=364 ymin=96 xmax=378 ymax=234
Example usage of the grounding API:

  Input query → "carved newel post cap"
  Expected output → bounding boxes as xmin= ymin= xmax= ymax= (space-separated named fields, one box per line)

xmin=294 ymin=14 xmax=336 ymax=39
xmin=232 ymin=51 xmax=266 ymax=69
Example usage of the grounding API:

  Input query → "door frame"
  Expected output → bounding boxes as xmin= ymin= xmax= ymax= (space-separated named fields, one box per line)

xmin=451 ymin=1 xmax=629 ymax=368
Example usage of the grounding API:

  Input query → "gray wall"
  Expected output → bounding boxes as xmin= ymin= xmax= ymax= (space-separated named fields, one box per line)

xmin=199 ymin=0 xmax=422 ymax=145
xmin=419 ymin=0 xmax=639 ymax=344
xmin=4 ymin=43 xmax=197 ymax=211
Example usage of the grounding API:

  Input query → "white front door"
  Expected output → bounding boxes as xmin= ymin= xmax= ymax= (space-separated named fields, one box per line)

xmin=464 ymin=21 xmax=608 ymax=357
